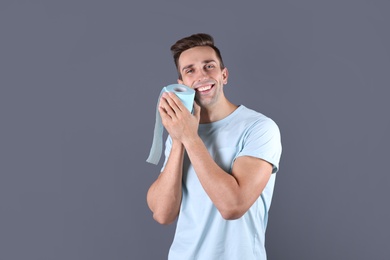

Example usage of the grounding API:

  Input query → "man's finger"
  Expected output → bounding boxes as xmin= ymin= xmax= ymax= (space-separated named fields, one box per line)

xmin=159 ymin=97 xmax=175 ymax=118
xmin=167 ymin=92 xmax=185 ymax=112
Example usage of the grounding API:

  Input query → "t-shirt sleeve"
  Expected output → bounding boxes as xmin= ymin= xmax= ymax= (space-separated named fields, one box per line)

xmin=236 ymin=117 xmax=282 ymax=173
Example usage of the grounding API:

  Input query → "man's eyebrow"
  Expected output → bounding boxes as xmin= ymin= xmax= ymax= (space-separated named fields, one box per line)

xmin=181 ymin=64 xmax=194 ymax=72
xmin=181 ymin=60 xmax=217 ymax=72
xmin=203 ymin=59 xmax=217 ymax=64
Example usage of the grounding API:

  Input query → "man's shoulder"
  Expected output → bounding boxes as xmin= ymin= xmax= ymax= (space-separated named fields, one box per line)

xmin=236 ymin=105 xmax=274 ymax=124
xmin=232 ymin=106 xmax=280 ymax=140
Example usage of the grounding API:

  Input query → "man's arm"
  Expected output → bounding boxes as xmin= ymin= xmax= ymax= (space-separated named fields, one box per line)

xmin=159 ymin=92 xmax=273 ymax=220
xmin=184 ymin=136 xmax=272 ymax=220
xmin=146 ymin=140 xmax=184 ymax=225
xmin=146 ymin=91 xmax=194 ymax=225
xmin=147 ymin=92 xmax=202 ymax=224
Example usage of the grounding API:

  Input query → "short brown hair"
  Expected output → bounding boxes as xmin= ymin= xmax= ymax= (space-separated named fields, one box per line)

xmin=170 ymin=33 xmax=225 ymax=79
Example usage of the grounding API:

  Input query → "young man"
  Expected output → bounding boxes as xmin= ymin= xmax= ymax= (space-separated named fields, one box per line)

xmin=147 ymin=33 xmax=282 ymax=259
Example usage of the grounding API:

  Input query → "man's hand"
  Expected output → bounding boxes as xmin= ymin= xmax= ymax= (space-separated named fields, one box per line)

xmin=158 ymin=92 xmax=201 ymax=143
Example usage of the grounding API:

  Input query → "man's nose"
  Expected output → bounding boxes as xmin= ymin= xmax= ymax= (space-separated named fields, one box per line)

xmin=196 ymin=68 xmax=209 ymax=81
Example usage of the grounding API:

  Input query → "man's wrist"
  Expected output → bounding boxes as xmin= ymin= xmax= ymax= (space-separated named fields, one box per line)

xmin=171 ymin=139 xmax=184 ymax=148
xmin=182 ymin=134 xmax=201 ymax=149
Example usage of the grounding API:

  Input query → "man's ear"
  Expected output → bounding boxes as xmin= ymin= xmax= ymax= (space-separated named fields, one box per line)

xmin=222 ymin=67 xmax=229 ymax=85
xmin=177 ymin=78 xmax=184 ymax=85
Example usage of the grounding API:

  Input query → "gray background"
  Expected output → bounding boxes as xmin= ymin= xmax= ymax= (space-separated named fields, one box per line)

xmin=1 ymin=0 xmax=389 ymax=259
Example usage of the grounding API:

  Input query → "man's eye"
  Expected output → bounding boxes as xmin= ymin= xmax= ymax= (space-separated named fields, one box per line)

xmin=185 ymin=69 xmax=193 ymax=74
xmin=206 ymin=64 xmax=215 ymax=69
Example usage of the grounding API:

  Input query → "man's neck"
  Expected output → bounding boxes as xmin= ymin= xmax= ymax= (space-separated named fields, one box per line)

xmin=199 ymin=100 xmax=238 ymax=124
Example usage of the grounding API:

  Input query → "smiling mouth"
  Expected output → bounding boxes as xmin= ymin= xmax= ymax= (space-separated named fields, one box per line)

xmin=193 ymin=79 xmax=216 ymax=92
xmin=195 ymin=84 xmax=214 ymax=92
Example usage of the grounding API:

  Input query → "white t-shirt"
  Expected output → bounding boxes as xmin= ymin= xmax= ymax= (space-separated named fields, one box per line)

xmin=162 ymin=105 xmax=282 ymax=260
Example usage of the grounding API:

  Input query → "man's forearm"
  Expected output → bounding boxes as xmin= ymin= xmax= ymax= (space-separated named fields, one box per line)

xmin=147 ymin=141 xmax=184 ymax=224
xmin=182 ymin=136 xmax=242 ymax=218
xmin=183 ymin=135 xmax=272 ymax=220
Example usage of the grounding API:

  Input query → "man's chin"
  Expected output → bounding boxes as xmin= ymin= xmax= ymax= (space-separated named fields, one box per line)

xmin=195 ymin=99 xmax=211 ymax=108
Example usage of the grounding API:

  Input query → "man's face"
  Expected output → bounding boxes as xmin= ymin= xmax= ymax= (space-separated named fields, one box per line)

xmin=177 ymin=46 xmax=228 ymax=108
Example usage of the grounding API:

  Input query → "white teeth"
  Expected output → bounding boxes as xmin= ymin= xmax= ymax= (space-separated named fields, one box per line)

xmin=197 ymin=85 xmax=212 ymax=91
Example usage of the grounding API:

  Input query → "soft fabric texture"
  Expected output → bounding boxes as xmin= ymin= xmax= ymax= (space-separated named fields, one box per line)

xmin=162 ymin=105 xmax=282 ymax=260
